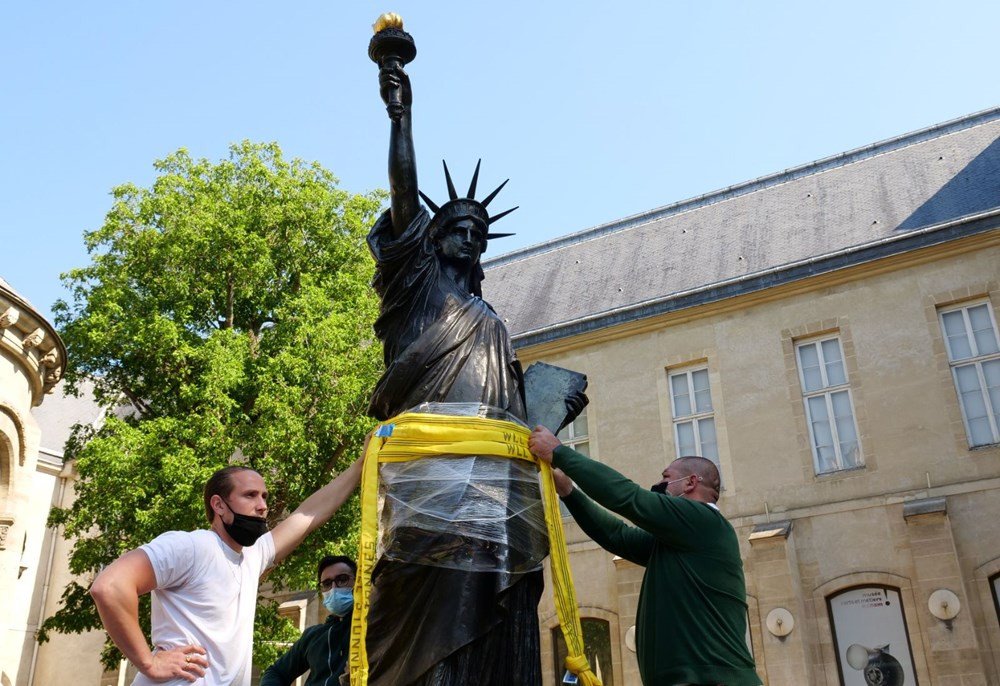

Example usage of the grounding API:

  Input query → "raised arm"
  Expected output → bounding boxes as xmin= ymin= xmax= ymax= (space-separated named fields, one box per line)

xmin=270 ymin=437 xmax=367 ymax=563
xmin=530 ymin=426 xmax=705 ymax=550
xmin=561 ymin=482 xmax=655 ymax=566
xmin=379 ymin=65 xmax=419 ymax=238
xmin=90 ymin=549 xmax=207 ymax=682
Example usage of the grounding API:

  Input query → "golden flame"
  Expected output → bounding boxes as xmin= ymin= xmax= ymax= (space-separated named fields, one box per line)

xmin=373 ymin=13 xmax=403 ymax=33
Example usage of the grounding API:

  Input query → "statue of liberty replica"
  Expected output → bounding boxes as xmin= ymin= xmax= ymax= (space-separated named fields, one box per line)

xmin=359 ymin=14 xmax=569 ymax=686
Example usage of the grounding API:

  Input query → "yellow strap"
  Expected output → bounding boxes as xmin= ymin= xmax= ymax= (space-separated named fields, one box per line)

xmin=349 ymin=412 xmax=602 ymax=686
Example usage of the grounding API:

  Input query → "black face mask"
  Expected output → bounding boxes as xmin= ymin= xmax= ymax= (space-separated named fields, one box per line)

xmin=650 ymin=481 xmax=668 ymax=495
xmin=220 ymin=498 xmax=269 ymax=547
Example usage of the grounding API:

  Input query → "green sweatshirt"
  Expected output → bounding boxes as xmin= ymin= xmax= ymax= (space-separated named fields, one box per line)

xmin=553 ymin=446 xmax=760 ymax=686
xmin=259 ymin=611 xmax=351 ymax=686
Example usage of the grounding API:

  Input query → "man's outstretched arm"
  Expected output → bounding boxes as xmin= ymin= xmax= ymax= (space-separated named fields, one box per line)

xmin=552 ymin=467 xmax=654 ymax=565
xmin=532 ymin=426 xmax=704 ymax=549
xmin=270 ymin=436 xmax=367 ymax=563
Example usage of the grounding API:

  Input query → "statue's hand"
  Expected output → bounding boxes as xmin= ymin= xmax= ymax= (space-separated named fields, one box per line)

xmin=379 ymin=65 xmax=412 ymax=121
xmin=561 ymin=390 xmax=589 ymax=430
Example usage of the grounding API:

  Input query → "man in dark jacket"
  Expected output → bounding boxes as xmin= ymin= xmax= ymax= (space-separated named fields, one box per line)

xmin=528 ymin=426 xmax=760 ymax=686
xmin=260 ymin=555 xmax=355 ymax=686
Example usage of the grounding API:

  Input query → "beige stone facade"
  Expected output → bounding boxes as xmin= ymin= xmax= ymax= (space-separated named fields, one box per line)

xmin=520 ymin=200 xmax=1000 ymax=685
xmin=0 ymin=278 xmax=69 ymax=686
xmin=12 ymin=450 xmax=111 ymax=686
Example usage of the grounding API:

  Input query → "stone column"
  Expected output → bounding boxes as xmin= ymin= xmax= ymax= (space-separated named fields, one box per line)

xmin=612 ymin=557 xmax=645 ymax=686
xmin=0 ymin=282 xmax=65 ymax=686
xmin=748 ymin=520 xmax=813 ymax=685
xmin=903 ymin=497 xmax=986 ymax=685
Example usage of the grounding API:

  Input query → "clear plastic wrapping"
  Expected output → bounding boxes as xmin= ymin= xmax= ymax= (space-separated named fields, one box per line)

xmin=376 ymin=402 xmax=549 ymax=574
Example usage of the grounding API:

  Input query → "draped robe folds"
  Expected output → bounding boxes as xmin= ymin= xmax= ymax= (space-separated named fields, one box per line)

xmin=364 ymin=208 xmax=546 ymax=686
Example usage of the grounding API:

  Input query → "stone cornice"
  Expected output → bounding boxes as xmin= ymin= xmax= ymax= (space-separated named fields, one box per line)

xmin=728 ymin=475 xmax=1000 ymax=531
xmin=0 ymin=283 xmax=66 ymax=406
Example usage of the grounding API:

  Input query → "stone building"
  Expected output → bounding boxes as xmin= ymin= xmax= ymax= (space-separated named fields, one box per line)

xmin=480 ymin=107 xmax=1000 ymax=685
xmin=15 ymin=378 xmax=123 ymax=686
xmin=0 ymin=278 xmax=68 ymax=686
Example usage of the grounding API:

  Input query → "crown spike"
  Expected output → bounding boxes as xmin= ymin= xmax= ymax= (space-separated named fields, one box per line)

xmin=486 ymin=232 xmax=515 ymax=239
xmin=481 ymin=178 xmax=509 ymax=208
xmin=442 ymin=160 xmax=458 ymax=200
xmin=487 ymin=206 xmax=518 ymax=224
xmin=467 ymin=159 xmax=482 ymax=199
xmin=418 ymin=190 xmax=440 ymax=213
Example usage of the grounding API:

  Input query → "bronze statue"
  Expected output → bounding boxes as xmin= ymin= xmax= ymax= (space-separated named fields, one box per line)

xmin=361 ymin=14 xmax=550 ymax=686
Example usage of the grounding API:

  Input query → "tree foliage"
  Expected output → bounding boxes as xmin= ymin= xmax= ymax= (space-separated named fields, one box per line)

xmin=42 ymin=141 xmax=385 ymax=669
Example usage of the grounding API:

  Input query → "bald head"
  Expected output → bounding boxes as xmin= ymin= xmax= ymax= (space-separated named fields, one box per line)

xmin=671 ymin=456 xmax=721 ymax=501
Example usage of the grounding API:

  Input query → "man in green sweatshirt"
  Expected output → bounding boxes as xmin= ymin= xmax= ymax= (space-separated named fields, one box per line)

xmin=259 ymin=555 xmax=356 ymax=686
xmin=528 ymin=426 xmax=760 ymax=686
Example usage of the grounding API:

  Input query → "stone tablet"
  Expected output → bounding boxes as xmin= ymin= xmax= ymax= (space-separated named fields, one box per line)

xmin=524 ymin=361 xmax=589 ymax=434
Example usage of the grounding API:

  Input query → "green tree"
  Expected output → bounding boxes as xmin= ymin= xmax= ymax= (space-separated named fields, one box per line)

xmin=40 ymin=141 xmax=386 ymax=669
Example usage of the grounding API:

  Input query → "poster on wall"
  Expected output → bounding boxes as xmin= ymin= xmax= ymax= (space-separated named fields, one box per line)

xmin=828 ymin=586 xmax=918 ymax=686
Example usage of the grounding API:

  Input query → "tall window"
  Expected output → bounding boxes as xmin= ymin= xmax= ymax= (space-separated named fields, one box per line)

xmin=557 ymin=407 xmax=590 ymax=458
xmin=668 ymin=367 xmax=719 ymax=463
xmin=940 ymin=301 xmax=1000 ymax=447
xmin=556 ymin=409 xmax=590 ymax=517
xmin=796 ymin=336 xmax=862 ymax=474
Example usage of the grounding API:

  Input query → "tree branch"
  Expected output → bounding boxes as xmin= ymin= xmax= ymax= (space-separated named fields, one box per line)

xmin=322 ymin=438 xmax=349 ymax=474
xmin=119 ymin=386 xmax=151 ymax=416
xmin=223 ymin=273 xmax=235 ymax=330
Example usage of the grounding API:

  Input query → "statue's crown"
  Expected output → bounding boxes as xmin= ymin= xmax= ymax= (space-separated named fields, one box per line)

xmin=421 ymin=160 xmax=517 ymax=240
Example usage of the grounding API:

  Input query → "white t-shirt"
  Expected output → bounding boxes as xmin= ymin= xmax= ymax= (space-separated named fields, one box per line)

xmin=135 ymin=529 xmax=275 ymax=686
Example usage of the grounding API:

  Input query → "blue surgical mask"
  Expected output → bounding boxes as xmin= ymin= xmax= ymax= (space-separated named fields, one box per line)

xmin=323 ymin=587 xmax=354 ymax=617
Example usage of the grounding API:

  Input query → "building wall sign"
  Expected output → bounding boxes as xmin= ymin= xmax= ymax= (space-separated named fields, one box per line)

xmin=828 ymin=586 xmax=918 ymax=686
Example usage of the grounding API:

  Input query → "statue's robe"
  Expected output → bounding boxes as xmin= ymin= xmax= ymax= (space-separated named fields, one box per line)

xmin=365 ymin=208 xmax=546 ymax=686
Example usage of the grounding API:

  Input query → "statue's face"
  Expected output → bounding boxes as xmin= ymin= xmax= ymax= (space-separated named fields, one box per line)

xmin=436 ymin=217 xmax=487 ymax=268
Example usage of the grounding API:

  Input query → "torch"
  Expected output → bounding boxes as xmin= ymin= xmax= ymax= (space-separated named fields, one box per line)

xmin=369 ymin=13 xmax=417 ymax=122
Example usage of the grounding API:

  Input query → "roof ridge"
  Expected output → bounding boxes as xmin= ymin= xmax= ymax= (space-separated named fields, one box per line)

xmin=484 ymin=106 xmax=1000 ymax=269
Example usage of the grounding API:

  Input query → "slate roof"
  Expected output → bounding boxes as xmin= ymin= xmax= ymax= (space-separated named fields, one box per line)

xmin=482 ymin=107 xmax=1000 ymax=348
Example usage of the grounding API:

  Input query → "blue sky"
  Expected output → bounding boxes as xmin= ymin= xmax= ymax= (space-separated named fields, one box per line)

xmin=3 ymin=1 xmax=998 ymax=324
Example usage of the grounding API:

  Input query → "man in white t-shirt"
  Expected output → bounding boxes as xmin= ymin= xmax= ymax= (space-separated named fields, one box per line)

xmin=90 ymin=443 xmax=365 ymax=685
